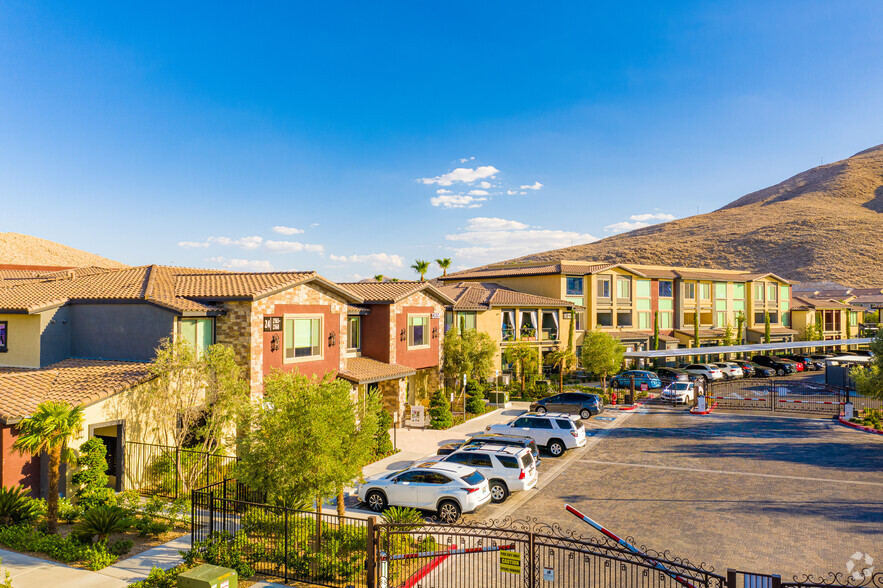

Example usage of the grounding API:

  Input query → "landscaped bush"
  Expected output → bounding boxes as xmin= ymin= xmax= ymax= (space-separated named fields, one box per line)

xmin=850 ymin=408 xmax=883 ymax=430
xmin=146 ymin=449 xmax=234 ymax=497
xmin=0 ymin=486 xmax=42 ymax=526
xmin=58 ymin=497 xmax=84 ymax=523
xmin=381 ymin=506 xmax=423 ymax=531
xmin=184 ymin=531 xmax=255 ymax=579
xmin=373 ymin=404 xmax=394 ymax=457
xmin=72 ymin=438 xmax=115 ymax=511
xmin=135 ymin=495 xmax=173 ymax=537
xmin=108 ymin=537 xmax=134 ymax=556
xmin=75 ymin=505 xmax=134 ymax=542
xmin=428 ymin=389 xmax=453 ymax=429
xmin=0 ymin=524 xmax=88 ymax=563
xmin=128 ymin=564 xmax=189 ymax=588
xmin=83 ymin=540 xmax=117 ymax=570
xmin=465 ymin=379 xmax=487 ymax=415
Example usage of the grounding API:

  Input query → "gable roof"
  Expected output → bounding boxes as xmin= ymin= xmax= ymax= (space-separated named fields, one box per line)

xmin=439 ymin=261 xmax=617 ymax=281
xmin=790 ymin=295 xmax=863 ymax=311
xmin=337 ymin=357 xmax=416 ymax=385
xmin=336 ymin=281 xmax=454 ymax=305
xmin=0 ymin=359 xmax=154 ymax=424
xmin=436 ymin=281 xmax=576 ymax=310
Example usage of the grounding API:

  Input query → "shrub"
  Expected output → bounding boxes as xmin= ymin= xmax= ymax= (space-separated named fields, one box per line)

xmin=381 ymin=506 xmax=423 ymax=531
xmin=115 ymin=489 xmax=142 ymax=515
xmin=186 ymin=531 xmax=254 ymax=579
xmin=0 ymin=524 xmax=88 ymax=563
xmin=136 ymin=516 xmax=172 ymax=538
xmin=59 ymin=497 xmax=83 ymax=523
xmin=428 ymin=389 xmax=453 ymax=430
xmin=72 ymin=438 xmax=115 ymax=511
xmin=0 ymin=486 xmax=42 ymax=526
xmin=466 ymin=379 xmax=486 ymax=415
xmin=129 ymin=565 xmax=189 ymax=588
xmin=108 ymin=537 xmax=134 ymax=556
xmin=0 ymin=557 xmax=12 ymax=588
xmin=83 ymin=540 xmax=117 ymax=570
xmin=75 ymin=505 xmax=134 ymax=542
xmin=373 ymin=404 xmax=394 ymax=457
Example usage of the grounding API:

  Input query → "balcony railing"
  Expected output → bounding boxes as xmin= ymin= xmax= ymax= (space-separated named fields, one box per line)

xmin=500 ymin=327 xmax=558 ymax=342
xmin=541 ymin=328 xmax=559 ymax=341
xmin=502 ymin=327 xmax=517 ymax=341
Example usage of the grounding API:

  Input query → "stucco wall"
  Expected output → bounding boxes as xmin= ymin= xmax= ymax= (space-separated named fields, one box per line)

xmin=0 ymin=424 xmax=41 ymax=495
xmin=0 ymin=314 xmax=42 ymax=368
xmin=70 ymin=304 xmax=176 ymax=361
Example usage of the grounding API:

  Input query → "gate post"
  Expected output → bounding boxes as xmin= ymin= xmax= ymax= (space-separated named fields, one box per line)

xmin=175 ymin=445 xmax=180 ymax=500
xmin=283 ymin=508 xmax=289 ymax=583
xmin=727 ymin=569 xmax=736 ymax=587
xmin=208 ymin=490 xmax=215 ymax=537
xmin=528 ymin=530 xmax=536 ymax=588
xmin=366 ymin=516 xmax=376 ymax=588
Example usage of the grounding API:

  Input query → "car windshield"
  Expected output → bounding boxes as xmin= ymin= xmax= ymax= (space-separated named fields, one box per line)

xmin=672 ymin=383 xmax=691 ymax=390
xmin=460 ymin=471 xmax=485 ymax=485
xmin=521 ymin=453 xmax=534 ymax=468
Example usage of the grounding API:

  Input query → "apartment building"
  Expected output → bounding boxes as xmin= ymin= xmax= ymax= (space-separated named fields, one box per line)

xmin=790 ymin=296 xmax=864 ymax=341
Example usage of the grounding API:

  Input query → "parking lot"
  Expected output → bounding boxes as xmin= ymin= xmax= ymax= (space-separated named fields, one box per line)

xmin=467 ymin=406 xmax=883 ymax=578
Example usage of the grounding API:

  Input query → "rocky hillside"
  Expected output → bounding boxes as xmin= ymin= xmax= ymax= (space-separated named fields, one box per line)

xmin=0 ymin=233 xmax=126 ymax=268
xmin=512 ymin=144 xmax=883 ymax=286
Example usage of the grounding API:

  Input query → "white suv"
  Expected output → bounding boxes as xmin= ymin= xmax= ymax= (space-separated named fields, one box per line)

xmin=713 ymin=362 xmax=743 ymax=379
xmin=421 ymin=444 xmax=538 ymax=503
xmin=682 ymin=364 xmax=724 ymax=381
xmin=485 ymin=413 xmax=586 ymax=457
xmin=357 ymin=462 xmax=491 ymax=523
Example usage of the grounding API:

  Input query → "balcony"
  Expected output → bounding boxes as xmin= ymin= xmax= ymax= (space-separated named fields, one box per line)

xmin=500 ymin=327 xmax=558 ymax=342
xmin=540 ymin=328 xmax=559 ymax=341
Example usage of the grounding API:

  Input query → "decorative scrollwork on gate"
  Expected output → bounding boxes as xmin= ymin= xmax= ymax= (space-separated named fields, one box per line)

xmin=783 ymin=571 xmax=883 ymax=587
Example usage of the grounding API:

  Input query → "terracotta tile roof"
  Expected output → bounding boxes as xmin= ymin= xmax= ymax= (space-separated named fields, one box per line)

xmin=746 ymin=326 xmax=798 ymax=335
xmin=440 ymin=262 xmax=617 ymax=281
xmin=173 ymin=271 xmax=318 ymax=299
xmin=790 ymin=295 xmax=860 ymax=311
xmin=657 ymin=334 xmax=679 ymax=342
xmin=347 ymin=305 xmax=370 ymax=315
xmin=0 ymin=359 xmax=154 ymax=424
xmin=606 ymin=331 xmax=652 ymax=340
xmin=850 ymin=294 xmax=883 ymax=305
xmin=337 ymin=281 xmax=453 ymax=304
xmin=337 ymin=357 xmax=416 ymax=384
xmin=673 ymin=328 xmax=727 ymax=338
xmin=436 ymin=282 xmax=575 ymax=310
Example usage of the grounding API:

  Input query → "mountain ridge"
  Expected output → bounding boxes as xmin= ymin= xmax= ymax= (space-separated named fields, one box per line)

xmin=0 ymin=233 xmax=126 ymax=268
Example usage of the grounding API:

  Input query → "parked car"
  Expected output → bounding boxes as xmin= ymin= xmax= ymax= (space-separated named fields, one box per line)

xmin=437 ymin=434 xmax=540 ymax=466
xmin=750 ymin=363 xmax=776 ymax=377
xmin=777 ymin=357 xmax=803 ymax=372
xmin=713 ymin=362 xmax=744 ymax=379
xmin=734 ymin=360 xmax=756 ymax=377
xmin=357 ymin=462 xmax=491 ymax=523
xmin=682 ymin=364 xmax=725 ymax=381
xmin=653 ymin=367 xmax=691 ymax=382
xmin=610 ymin=370 xmax=663 ymax=389
xmin=423 ymin=444 xmax=538 ymax=503
xmin=751 ymin=355 xmax=795 ymax=376
xmin=660 ymin=381 xmax=696 ymax=404
xmin=530 ymin=392 xmax=603 ymax=418
xmin=486 ymin=413 xmax=587 ymax=457
xmin=779 ymin=354 xmax=823 ymax=371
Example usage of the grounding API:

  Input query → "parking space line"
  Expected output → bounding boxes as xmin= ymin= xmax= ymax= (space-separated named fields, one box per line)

xmin=576 ymin=459 xmax=883 ymax=487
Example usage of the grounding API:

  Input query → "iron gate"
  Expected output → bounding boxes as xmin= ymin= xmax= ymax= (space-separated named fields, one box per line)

xmin=706 ymin=379 xmax=847 ymax=415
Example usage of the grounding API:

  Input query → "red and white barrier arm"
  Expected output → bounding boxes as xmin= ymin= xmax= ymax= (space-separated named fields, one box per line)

xmin=383 ymin=543 xmax=517 ymax=561
xmin=777 ymin=399 xmax=845 ymax=405
xmin=706 ymin=396 xmax=767 ymax=401
xmin=565 ymin=504 xmax=697 ymax=588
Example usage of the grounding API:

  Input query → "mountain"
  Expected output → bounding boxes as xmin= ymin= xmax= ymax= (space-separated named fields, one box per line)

xmin=509 ymin=144 xmax=883 ymax=286
xmin=0 ymin=233 xmax=126 ymax=268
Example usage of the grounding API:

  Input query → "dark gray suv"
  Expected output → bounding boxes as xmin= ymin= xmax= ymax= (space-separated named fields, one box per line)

xmin=530 ymin=392 xmax=603 ymax=419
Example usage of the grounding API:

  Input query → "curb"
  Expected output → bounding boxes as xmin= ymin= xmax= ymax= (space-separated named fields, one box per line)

xmin=838 ymin=416 xmax=883 ymax=436
xmin=690 ymin=402 xmax=718 ymax=415
xmin=614 ymin=394 xmax=655 ymax=411
xmin=402 ymin=546 xmax=454 ymax=588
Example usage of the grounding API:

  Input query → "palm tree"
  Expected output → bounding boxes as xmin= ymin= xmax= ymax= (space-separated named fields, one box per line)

xmin=373 ymin=274 xmax=384 ymax=282
xmin=546 ymin=346 xmax=576 ymax=394
xmin=12 ymin=401 xmax=84 ymax=534
xmin=411 ymin=259 xmax=430 ymax=282
xmin=502 ymin=341 xmax=537 ymax=394
xmin=435 ymin=258 xmax=452 ymax=277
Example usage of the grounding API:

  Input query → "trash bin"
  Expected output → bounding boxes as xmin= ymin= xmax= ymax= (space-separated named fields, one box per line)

xmin=178 ymin=564 xmax=238 ymax=588
xmin=624 ymin=393 xmax=633 ymax=405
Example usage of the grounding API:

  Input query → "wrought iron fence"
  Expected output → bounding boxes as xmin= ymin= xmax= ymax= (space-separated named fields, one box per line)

xmin=705 ymin=379 xmax=848 ymax=415
xmin=124 ymin=441 xmax=238 ymax=499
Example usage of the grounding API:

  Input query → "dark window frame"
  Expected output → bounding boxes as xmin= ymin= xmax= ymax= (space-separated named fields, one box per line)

xmin=0 ymin=320 xmax=7 ymax=353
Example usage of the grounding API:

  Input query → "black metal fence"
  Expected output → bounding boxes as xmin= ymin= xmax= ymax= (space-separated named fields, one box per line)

xmin=192 ymin=479 xmax=369 ymax=587
xmin=705 ymin=379 xmax=848 ymax=415
xmin=124 ymin=441 xmax=238 ymax=499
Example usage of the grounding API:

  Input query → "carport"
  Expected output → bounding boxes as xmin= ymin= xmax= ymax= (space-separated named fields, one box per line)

xmin=622 ymin=337 xmax=873 ymax=363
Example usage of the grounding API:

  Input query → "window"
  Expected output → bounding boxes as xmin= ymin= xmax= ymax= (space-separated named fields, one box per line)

xmin=180 ymin=318 xmax=214 ymax=354
xmin=768 ymin=284 xmax=778 ymax=301
xmin=0 ymin=321 xmax=6 ymax=353
xmin=347 ymin=316 xmax=361 ymax=350
xmin=395 ymin=471 xmax=424 ymax=483
xmin=285 ymin=317 xmax=322 ymax=360
xmin=566 ymin=276 xmax=584 ymax=296
xmin=497 ymin=455 xmax=520 ymax=469
xmin=755 ymin=284 xmax=765 ymax=301
xmin=636 ymin=279 xmax=651 ymax=298
xmin=754 ymin=312 xmax=765 ymax=325
xmin=658 ymin=280 xmax=673 ymax=298
xmin=780 ymin=285 xmax=790 ymax=302
xmin=424 ymin=472 xmax=452 ymax=484
xmin=733 ymin=300 xmax=745 ymax=312
xmin=513 ymin=417 xmax=531 ymax=427
xmin=597 ymin=277 xmax=611 ymax=299
xmin=685 ymin=283 xmax=696 ymax=299
xmin=659 ymin=312 xmax=673 ymax=329
xmin=408 ymin=315 xmax=430 ymax=347
xmin=716 ymin=311 xmax=726 ymax=327
xmin=457 ymin=312 xmax=477 ymax=331
xmin=714 ymin=282 xmax=727 ymax=299
xmin=783 ymin=312 xmax=790 ymax=327
xmin=768 ymin=312 xmax=778 ymax=324
xmin=571 ymin=310 xmax=582 ymax=331
xmin=616 ymin=277 xmax=631 ymax=299
xmin=532 ymin=419 xmax=553 ymax=429
xmin=616 ymin=311 xmax=633 ymax=327
xmin=555 ymin=419 xmax=573 ymax=430
xmin=596 ymin=311 xmax=613 ymax=327
xmin=637 ymin=312 xmax=651 ymax=330
xmin=850 ymin=311 xmax=858 ymax=326
xmin=444 ymin=311 xmax=454 ymax=333
xmin=699 ymin=283 xmax=711 ymax=300
xmin=733 ymin=283 xmax=745 ymax=300
xmin=470 ymin=454 xmax=493 ymax=467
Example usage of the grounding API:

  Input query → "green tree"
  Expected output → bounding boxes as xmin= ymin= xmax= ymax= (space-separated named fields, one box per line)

xmin=12 ymin=401 xmax=85 ymax=534
xmin=373 ymin=274 xmax=384 ymax=282
xmin=815 ymin=312 xmax=824 ymax=339
xmin=722 ymin=322 xmax=735 ymax=346
xmin=72 ymin=438 xmax=115 ymax=511
xmin=850 ymin=328 xmax=883 ymax=401
xmin=237 ymin=372 xmax=379 ymax=510
xmin=503 ymin=341 xmax=539 ymax=394
xmin=428 ymin=389 xmax=453 ymax=429
xmin=652 ymin=310 xmax=660 ymax=351
xmin=373 ymin=403 xmax=394 ymax=457
xmin=846 ymin=312 xmax=852 ymax=339
xmin=465 ymin=379 xmax=487 ymax=415
xmin=435 ymin=258 xmax=452 ymax=277
xmin=580 ymin=332 xmax=625 ymax=392
xmin=736 ymin=311 xmax=746 ymax=345
xmin=764 ymin=311 xmax=771 ymax=344
xmin=442 ymin=325 xmax=496 ymax=388
xmin=411 ymin=259 xmax=430 ymax=281
xmin=546 ymin=346 xmax=576 ymax=394
xmin=692 ymin=308 xmax=700 ymax=362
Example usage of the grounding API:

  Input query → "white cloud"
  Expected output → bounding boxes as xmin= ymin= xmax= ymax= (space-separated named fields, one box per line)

xmin=430 ymin=194 xmax=488 ymax=208
xmin=467 ymin=189 xmax=489 ymax=196
xmin=459 ymin=156 xmax=475 ymax=163
xmin=264 ymin=240 xmax=325 ymax=254
xmin=519 ymin=181 xmax=543 ymax=190
xmin=477 ymin=181 xmax=491 ymax=189
xmin=446 ymin=217 xmax=596 ymax=265
xmin=272 ymin=226 xmax=304 ymax=235
xmin=207 ymin=236 xmax=264 ymax=250
xmin=310 ymin=222 xmax=320 ymax=227
xmin=465 ymin=217 xmax=529 ymax=231
xmin=629 ymin=212 xmax=676 ymax=222
xmin=329 ymin=253 xmax=405 ymax=268
xmin=418 ymin=165 xmax=499 ymax=186
xmin=178 ymin=241 xmax=209 ymax=248
xmin=506 ymin=190 xmax=518 ymax=195
xmin=436 ymin=188 xmax=452 ymax=194
xmin=209 ymin=257 xmax=274 ymax=272
xmin=604 ymin=221 xmax=650 ymax=233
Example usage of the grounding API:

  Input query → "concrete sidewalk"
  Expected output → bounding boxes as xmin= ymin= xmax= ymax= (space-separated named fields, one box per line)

xmin=100 ymin=534 xmax=190 ymax=583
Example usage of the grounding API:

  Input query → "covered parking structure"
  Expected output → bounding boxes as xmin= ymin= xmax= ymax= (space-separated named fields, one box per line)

xmin=622 ymin=337 xmax=873 ymax=364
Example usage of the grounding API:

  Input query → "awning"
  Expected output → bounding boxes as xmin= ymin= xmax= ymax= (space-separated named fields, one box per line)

xmin=337 ymin=357 xmax=417 ymax=385
xmin=622 ymin=338 xmax=872 ymax=359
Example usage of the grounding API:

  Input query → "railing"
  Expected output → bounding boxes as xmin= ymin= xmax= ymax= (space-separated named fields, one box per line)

xmin=704 ymin=380 xmax=848 ymax=415
xmin=501 ymin=327 xmax=517 ymax=341
xmin=540 ymin=328 xmax=558 ymax=341
xmin=124 ymin=441 xmax=238 ymax=499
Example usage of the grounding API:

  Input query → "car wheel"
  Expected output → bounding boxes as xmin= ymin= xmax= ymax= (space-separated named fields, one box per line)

xmin=547 ymin=439 xmax=565 ymax=457
xmin=535 ymin=406 xmax=547 ymax=414
xmin=579 ymin=409 xmax=591 ymax=419
xmin=489 ymin=480 xmax=509 ymax=503
xmin=366 ymin=490 xmax=387 ymax=512
xmin=777 ymin=368 xmax=785 ymax=376
xmin=437 ymin=500 xmax=461 ymax=524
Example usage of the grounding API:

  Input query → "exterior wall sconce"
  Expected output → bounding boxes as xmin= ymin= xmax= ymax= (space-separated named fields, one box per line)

xmin=400 ymin=328 xmax=407 ymax=342
xmin=328 ymin=331 xmax=337 ymax=347
xmin=432 ymin=326 xmax=439 ymax=339
xmin=270 ymin=334 xmax=280 ymax=352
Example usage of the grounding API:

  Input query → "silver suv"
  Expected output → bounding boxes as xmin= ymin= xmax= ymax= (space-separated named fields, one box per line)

xmin=486 ymin=413 xmax=587 ymax=456
xmin=424 ymin=444 xmax=538 ymax=503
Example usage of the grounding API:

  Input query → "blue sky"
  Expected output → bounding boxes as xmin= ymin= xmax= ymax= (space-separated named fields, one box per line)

xmin=2 ymin=1 xmax=882 ymax=280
